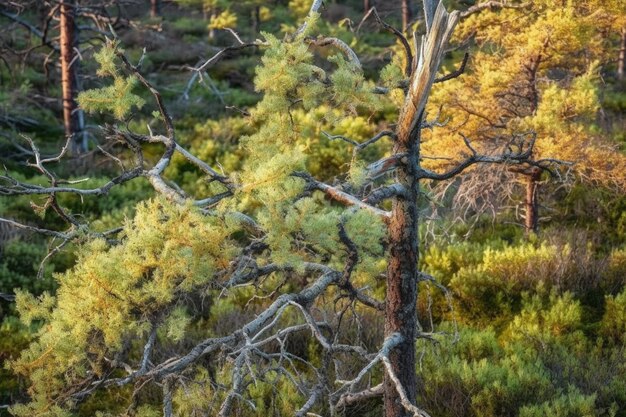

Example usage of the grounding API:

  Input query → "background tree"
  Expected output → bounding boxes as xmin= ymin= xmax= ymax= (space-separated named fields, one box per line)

xmin=150 ymin=0 xmax=161 ymax=18
xmin=424 ymin=0 xmax=626 ymax=234
xmin=59 ymin=0 xmax=84 ymax=153
xmin=400 ymin=0 xmax=411 ymax=33
xmin=0 ymin=0 xmax=130 ymax=154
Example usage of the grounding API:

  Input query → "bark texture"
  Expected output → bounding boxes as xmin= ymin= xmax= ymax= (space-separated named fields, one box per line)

xmin=384 ymin=3 xmax=458 ymax=416
xmin=385 ymin=122 xmax=420 ymax=417
xmin=60 ymin=0 xmax=80 ymax=152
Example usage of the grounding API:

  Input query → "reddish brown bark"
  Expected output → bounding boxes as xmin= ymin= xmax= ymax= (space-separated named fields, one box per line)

xmin=384 ymin=117 xmax=420 ymax=417
xmin=150 ymin=0 xmax=161 ymax=18
xmin=60 ymin=0 xmax=81 ymax=152
xmin=401 ymin=0 xmax=412 ymax=32
xmin=382 ymin=6 xmax=458 ymax=415
xmin=618 ymin=27 xmax=625 ymax=81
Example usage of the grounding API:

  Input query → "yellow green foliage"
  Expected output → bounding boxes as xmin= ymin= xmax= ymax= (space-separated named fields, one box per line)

xmin=425 ymin=1 xmax=626 ymax=191
xmin=601 ymin=289 xmax=626 ymax=344
xmin=208 ymin=9 xmax=238 ymax=30
xmin=77 ymin=43 xmax=145 ymax=120
xmin=9 ymin=199 xmax=235 ymax=416
xmin=288 ymin=0 xmax=313 ymax=20
xmin=78 ymin=75 xmax=145 ymax=120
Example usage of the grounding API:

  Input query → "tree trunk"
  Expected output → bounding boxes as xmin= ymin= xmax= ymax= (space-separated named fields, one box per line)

xmin=383 ymin=3 xmax=458 ymax=416
xmin=385 ymin=121 xmax=420 ymax=417
xmin=60 ymin=0 xmax=82 ymax=153
xmin=401 ymin=0 xmax=412 ymax=32
xmin=618 ymin=27 xmax=625 ymax=81
xmin=150 ymin=0 xmax=161 ymax=18
xmin=524 ymin=167 xmax=542 ymax=234
xmin=252 ymin=5 xmax=261 ymax=34
xmin=364 ymin=0 xmax=371 ymax=12
xmin=209 ymin=12 xmax=217 ymax=38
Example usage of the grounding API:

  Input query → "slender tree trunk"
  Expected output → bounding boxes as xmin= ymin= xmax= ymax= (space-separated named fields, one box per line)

xmin=150 ymin=0 xmax=161 ymax=18
xmin=209 ymin=11 xmax=217 ymax=38
xmin=524 ymin=167 xmax=542 ymax=234
xmin=60 ymin=0 xmax=82 ymax=153
xmin=364 ymin=0 xmax=371 ymax=12
xmin=618 ymin=27 xmax=625 ymax=81
xmin=252 ymin=5 xmax=261 ymax=34
xmin=401 ymin=0 xmax=412 ymax=32
xmin=384 ymin=119 xmax=420 ymax=417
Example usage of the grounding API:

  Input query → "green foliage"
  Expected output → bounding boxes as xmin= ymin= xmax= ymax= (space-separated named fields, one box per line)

xmin=518 ymin=389 xmax=597 ymax=417
xmin=77 ymin=43 xmax=145 ymax=120
xmin=169 ymin=17 xmax=208 ymax=37
xmin=0 ymin=241 xmax=57 ymax=298
xmin=601 ymin=288 xmax=626 ymax=344
xmin=9 ymin=199 xmax=237 ymax=416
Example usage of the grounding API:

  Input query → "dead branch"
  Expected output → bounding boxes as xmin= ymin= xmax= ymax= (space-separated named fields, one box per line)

xmin=294 ymin=172 xmax=391 ymax=220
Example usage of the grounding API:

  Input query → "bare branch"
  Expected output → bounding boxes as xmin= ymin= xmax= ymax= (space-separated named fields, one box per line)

xmin=381 ymin=354 xmax=431 ymax=417
xmin=294 ymin=172 xmax=391 ymax=219
xmin=321 ymin=130 xmax=396 ymax=151
xmin=363 ymin=184 xmax=408 ymax=205
xmin=193 ymin=43 xmax=259 ymax=74
xmin=434 ymin=51 xmax=469 ymax=84
xmin=293 ymin=0 xmax=324 ymax=39
xmin=336 ymin=383 xmax=383 ymax=409
xmin=365 ymin=154 xmax=407 ymax=180
xmin=359 ymin=8 xmax=413 ymax=77
xmin=417 ymin=133 xmax=546 ymax=181
xmin=0 ymin=217 xmax=67 ymax=239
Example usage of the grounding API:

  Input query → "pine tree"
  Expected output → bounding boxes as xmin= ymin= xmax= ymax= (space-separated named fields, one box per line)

xmin=2 ymin=1 xmax=547 ymax=416
xmin=425 ymin=0 xmax=626 ymax=234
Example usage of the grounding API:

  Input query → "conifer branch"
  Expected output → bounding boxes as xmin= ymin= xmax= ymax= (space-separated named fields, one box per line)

xmin=307 ymin=37 xmax=362 ymax=70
